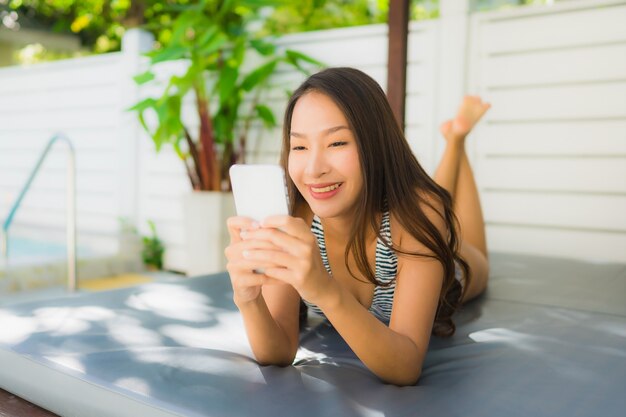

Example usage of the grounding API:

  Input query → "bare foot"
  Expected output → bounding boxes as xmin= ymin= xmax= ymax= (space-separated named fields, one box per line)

xmin=440 ymin=96 xmax=491 ymax=145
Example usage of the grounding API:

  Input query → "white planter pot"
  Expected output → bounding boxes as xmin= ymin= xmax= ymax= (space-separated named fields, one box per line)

xmin=183 ymin=191 xmax=235 ymax=276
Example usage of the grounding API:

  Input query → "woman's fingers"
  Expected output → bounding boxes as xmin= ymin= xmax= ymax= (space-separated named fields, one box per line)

xmin=231 ymin=270 xmax=284 ymax=287
xmin=261 ymin=215 xmax=310 ymax=238
xmin=225 ymin=238 xmax=284 ymax=262
xmin=241 ymin=227 xmax=307 ymax=256
xmin=243 ymin=249 xmax=295 ymax=270
xmin=263 ymin=267 xmax=294 ymax=283
xmin=243 ymin=215 xmax=314 ymax=253
xmin=227 ymin=260 xmax=285 ymax=285
xmin=232 ymin=257 xmax=284 ymax=271
xmin=226 ymin=216 xmax=259 ymax=243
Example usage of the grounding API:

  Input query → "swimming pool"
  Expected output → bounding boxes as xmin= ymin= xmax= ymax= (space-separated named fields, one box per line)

xmin=0 ymin=236 xmax=143 ymax=296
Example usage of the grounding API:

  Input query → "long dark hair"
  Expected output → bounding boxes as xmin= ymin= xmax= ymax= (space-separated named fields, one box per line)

xmin=281 ymin=67 xmax=470 ymax=337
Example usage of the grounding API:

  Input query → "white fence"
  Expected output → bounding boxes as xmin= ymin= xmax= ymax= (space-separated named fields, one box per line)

xmin=468 ymin=0 xmax=626 ymax=262
xmin=0 ymin=0 xmax=624 ymax=273
xmin=0 ymin=53 xmax=127 ymax=254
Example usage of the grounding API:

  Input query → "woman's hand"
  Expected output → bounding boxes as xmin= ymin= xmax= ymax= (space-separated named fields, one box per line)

xmin=224 ymin=216 xmax=284 ymax=306
xmin=238 ymin=215 xmax=335 ymax=307
xmin=439 ymin=95 xmax=491 ymax=143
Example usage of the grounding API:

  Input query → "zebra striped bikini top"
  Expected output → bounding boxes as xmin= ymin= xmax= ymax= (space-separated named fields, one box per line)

xmin=303 ymin=211 xmax=398 ymax=320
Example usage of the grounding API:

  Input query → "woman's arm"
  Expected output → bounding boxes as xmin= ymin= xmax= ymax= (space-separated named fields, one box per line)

xmin=225 ymin=216 xmax=301 ymax=366
xmin=245 ymin=205 xmax=445 ymax=386
xmin=236 ymin=283 xmax=301 ymax=366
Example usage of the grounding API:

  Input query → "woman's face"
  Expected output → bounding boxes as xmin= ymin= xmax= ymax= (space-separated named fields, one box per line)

xmin=288 ymin=91 xmax=363 ymax=220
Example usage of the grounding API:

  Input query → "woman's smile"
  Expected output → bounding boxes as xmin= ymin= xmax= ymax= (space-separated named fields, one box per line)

xmin=309 ymin=182 xmax=343 ymax=199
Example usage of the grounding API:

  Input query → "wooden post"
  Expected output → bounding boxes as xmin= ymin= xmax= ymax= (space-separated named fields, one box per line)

xmin=387 ymin=0 xmax=410 ymax=132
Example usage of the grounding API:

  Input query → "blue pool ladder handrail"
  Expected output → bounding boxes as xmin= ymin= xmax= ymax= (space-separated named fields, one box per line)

xmin=1 ymin=133 xmax=78 ymax=292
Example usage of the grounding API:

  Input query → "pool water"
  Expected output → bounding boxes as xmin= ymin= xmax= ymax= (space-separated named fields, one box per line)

xmin=5 ymin=237 xmax=94 ymax=266
xmin=1 ymin=236 xmax=144 ymax=296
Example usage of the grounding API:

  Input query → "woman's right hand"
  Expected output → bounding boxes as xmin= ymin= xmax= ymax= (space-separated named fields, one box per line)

xmin=224 ymin=216 xmax=284 ymax=306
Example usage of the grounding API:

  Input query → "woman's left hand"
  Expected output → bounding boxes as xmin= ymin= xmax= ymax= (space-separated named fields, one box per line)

xmin=239 ymin=215 xmax=335 ymax=306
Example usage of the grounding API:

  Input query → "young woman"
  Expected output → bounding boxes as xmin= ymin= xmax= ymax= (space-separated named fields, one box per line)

xmin=225 ymin=67 xmax=490 ymax=386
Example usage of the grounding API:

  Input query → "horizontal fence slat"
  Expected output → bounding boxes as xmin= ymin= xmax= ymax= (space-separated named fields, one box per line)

xmin=482 ymin=43 xmax=626 ymax=88
xmin=139 ymin=197 xmax=184 ymax=223
xmin=480 ymin=4 xmax=626 ymax=54
xmin=0 ymin=130 xmax=119 ymax=151
xmin=483 ymin=191 xmax=626 ymax=231
xmin=6 ymin=192 xmax=118 ymax=217
xmin=477 ymin=157 xmax=626 ymax=193
xmin=485 ymin=82 xmax=626 ymax=121
xmin=0 ymin=108 xmax=121 ymax=130
xmin=0 ymin=53 xmax=122 ymax=94
xmin=477 ymin=120 xmax=626 ymax=155
xmin=406 ymin=94 xmax=434 ymax=127
xmin=0 ymin=171 xmax=118 ymax=193
xmin=0 ymin=150 xmax=118 ymax=172
xmin=0 ymin=84 xmax=121 ymax=113
xmin=487 ymin=224 xmax=626 ymax=263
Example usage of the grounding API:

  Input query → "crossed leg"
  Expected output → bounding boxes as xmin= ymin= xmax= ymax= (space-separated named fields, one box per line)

xmin=433 ymin=96 xmax=490 ymax=302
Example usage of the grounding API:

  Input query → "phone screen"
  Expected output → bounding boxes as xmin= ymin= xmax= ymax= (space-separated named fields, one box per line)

xmin=229 ymin=164 xmax=290 ymax=222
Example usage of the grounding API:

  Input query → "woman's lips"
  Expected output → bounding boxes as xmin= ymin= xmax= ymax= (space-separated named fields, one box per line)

xmin=309 ymin=182 xmax=343 ymax=200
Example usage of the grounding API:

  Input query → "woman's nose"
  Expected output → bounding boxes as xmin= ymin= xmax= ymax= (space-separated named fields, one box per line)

xmin=304 ymin=148 xmax=329 ymax=178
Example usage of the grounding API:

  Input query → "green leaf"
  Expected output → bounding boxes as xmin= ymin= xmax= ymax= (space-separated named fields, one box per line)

xmin=214 ymin=114 xmax=228 ymax=144
xmin=196 ymin=26 xmax=219 ymax=49
xmin=127 ymin=97 xmax=156 ymax=112
xmin=150 ymin=93 xmax=184 ymax=153
xmin=147 ymin=45 xmax=188 ymax=64
xmin=285 ymin=49 xmax=325 ymax=68
xmin=153 ymin=125 xmax=166 ymax=152
xmin=218 ymin=66 xmax=239 ymax=106
xmin=250 ymin=39 xmax=276 ymax=56
xmin=241 ymin=59 xmax=277 ymax=91
xmin=255 ymin=104 xmax=276 ymax=128
xmin=137 ymin=112 xmax=149 ymax=133
xmin=215 ymin=0 xmax=236 ymax=20
xmin=164 ymin=71 xmax=196 ymax=99
xmin=162 ymin=3 xmax=202 ymax=12
xmin=198 ymin=31 xmax=228 ymax=57
xmin=231 ymin=38 xmax=247 ymax=67
xmin=133 ymin=71 xmax=155 ymax=85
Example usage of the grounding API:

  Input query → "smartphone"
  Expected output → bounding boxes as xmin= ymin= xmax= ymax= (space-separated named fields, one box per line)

xmin=229 ymin=164 xmax=290 ymax=223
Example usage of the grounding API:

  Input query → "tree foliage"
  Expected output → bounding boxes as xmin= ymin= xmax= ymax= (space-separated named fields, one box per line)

xmin=261 ymin=0 xmax=439 ymax=36
xmin=8 ymin=0 xmax=554 ymax=56
xmin=7 ymin=0 xmax=443 ymax=55
xmin=7 ymin=0 xmax=186 ymax=53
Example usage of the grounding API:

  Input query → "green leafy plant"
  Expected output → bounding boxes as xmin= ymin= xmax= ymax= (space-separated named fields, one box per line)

xmin=129 ymin=0 xmax=323 ymax=191
xmin=142 ymin=220 xmax=165 ymax=270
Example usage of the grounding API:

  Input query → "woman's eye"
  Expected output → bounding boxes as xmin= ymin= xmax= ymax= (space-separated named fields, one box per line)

xmin=291 ymin=146 xmax=306 ymax=151
xmin=330 ymin=141 xmax=347 ymax=147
